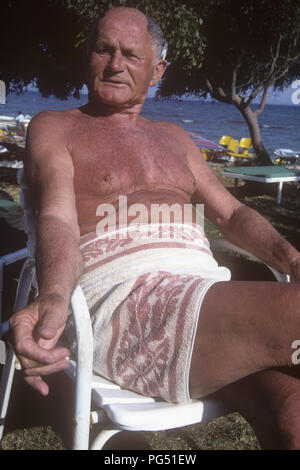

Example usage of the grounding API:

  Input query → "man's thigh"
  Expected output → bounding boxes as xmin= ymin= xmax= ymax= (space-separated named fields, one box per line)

xmin=189 ymin=280 xmax=300 ymax=399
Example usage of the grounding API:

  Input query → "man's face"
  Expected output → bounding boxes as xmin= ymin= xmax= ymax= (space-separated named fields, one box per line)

xmin=87 ymin=10 xmax=158 ymax=110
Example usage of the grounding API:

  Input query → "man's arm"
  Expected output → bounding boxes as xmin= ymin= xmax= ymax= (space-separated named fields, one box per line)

xmin=165 ymin=123 xmax=300 ymax=280
xmin=9 ymin=111 xmax=83 ymax=395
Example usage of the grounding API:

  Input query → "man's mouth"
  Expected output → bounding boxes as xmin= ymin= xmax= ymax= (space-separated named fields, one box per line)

xmin=103 ymin=79 xmax=128 ymax=86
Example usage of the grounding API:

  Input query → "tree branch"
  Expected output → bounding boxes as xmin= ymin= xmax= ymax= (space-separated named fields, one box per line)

xmin=244 ymin=34 xmax=285 ymax=106
xmin=255 ymin=82 xmax=273 ymax=116
xmin=245 ymin=81 xmax=265 ymax=107
xmin=205 ymin=78 xmax=228 ymax=102
xmin=231 ymin=66 xmax=238 ymax=101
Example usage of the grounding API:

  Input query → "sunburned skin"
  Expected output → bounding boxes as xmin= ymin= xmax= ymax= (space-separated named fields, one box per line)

xmin=40 ymin=106 xmax=198 ymax=235
xmin=10 ymin=7 xmax=300 ymax=449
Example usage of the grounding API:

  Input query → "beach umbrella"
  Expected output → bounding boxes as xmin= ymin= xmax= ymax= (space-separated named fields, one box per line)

xmin=188 ymin=132 xmax=227 ymax=152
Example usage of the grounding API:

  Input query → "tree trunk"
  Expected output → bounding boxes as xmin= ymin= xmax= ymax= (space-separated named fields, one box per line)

xmin=237 ymin=104 xmax=274 ymax=166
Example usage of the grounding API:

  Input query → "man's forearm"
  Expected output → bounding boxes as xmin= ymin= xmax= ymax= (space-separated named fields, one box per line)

xmin=36 ymin=215 xmax=83 ymax=305
xmin=220 ymin=204 xmax=300 ymax=276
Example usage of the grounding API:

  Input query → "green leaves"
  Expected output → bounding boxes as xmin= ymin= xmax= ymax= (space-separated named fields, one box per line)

xmin=2 ymin=0 xmax=300 ymax=101
xmin=158 ymin=0 xmax=300 ymax=100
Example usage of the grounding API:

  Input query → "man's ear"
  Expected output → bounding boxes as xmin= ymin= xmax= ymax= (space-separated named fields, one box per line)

xmin=150 ymin=59 xmax=168 ymax=87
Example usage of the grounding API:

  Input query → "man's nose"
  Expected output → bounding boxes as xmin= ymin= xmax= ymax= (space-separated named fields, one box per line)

xmin=108 ymin=50 xmax=125 ymax=72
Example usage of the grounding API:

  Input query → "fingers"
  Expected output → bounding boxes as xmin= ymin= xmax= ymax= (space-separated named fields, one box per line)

xmin=19 ymin=345 xmax=70 ymax=369
xmin=10 ymin=298 xmax=70 ymax=395
xmin=37 ymin=297 xmax=69 ymax=340
xmin=17 ymin=337 xmax=69 ymax=366
xmin=11 ymin=302 xmax=69 ymax=366
xmin=21 ymin=352 xmax=70 ymax=397
xmin=23 ymin=357 xmax=70 ymax=378
xmin=24 ymin=376 xmax=49 ymax=396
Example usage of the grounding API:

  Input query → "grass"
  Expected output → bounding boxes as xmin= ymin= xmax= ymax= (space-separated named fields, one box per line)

xmin=1 ymin=427 xmax=65 ymax=451
xmin=1 ymin=163 xmax=299 ymax=450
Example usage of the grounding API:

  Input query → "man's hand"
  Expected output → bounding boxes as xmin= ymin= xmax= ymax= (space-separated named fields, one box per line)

xmin=9 ymin=294 xmax=70 ymax=396
xmin=290 ymin=256 xmax=300 ymax=283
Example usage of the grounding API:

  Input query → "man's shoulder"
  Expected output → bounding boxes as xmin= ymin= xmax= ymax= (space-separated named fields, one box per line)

xmin=29 ymin=108 xmax=76 ymax=131
xmin=150 ymin=119 xmax=187 ymax=137
xmin=27 ymin=109 xmax=82 ymax=148
xmin=152 ymin=120 xmax=192 ymax=146
xmin=26 ymin=109 xmax=78 ymax=169
xmin=153 ymin=119 xmax=183 ymax=132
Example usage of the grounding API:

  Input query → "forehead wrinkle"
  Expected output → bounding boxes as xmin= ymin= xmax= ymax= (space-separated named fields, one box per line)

xmin=95 ymin=21 xmax=153 ymax=59
xmin=97 ymin=21 xmax=147 ymax=42
xmin=87 ymin=8 xmax=159 ymax=64
xmin=97 ymin=8 xmax=148 ymax=34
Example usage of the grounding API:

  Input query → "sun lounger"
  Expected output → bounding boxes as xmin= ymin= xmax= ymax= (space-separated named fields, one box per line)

xmin=223 ymin=165 xmax=300 ymax=204
xmin=273 ymin=149 xmax=300 ymax=165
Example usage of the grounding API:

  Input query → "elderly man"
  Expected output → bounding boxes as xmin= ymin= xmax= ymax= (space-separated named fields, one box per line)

xmin=10 ymin=7 xmax=300 ymax=449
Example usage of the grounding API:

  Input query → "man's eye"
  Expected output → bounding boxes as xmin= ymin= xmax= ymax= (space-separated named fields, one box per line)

xmin=95 ymin=46 xmax=110 ymax=55
xmin=125 ymin=52 xmax=138 ymax=59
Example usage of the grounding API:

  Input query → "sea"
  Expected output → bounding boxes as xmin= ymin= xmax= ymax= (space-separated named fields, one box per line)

xmin=1 ymin=91 xmax=300 ymax=158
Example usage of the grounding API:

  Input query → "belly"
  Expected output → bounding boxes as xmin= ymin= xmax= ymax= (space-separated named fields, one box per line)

xmin=76 ymin=188 xmax=197 ymax=235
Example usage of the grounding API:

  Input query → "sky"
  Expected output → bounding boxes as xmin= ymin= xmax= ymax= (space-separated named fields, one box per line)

xmin=262 ymin=85 xmax=300 ymax=106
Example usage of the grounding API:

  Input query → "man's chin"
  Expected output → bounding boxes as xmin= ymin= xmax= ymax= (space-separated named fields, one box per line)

xmin=90 ymin=91 xmax=140 ymax=111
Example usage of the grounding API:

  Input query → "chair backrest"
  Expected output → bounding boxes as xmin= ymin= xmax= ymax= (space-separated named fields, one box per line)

xmin=17 ymin=169 xmax=37 ymax=259
xmin=239 ymin=138 xmax=253 ymax=157
xmin=219 ymin=136 xmax=233 ymax=147
xmin=239 ymin=138 xmax=252 ymax=148
xmin=227 ymin=139 xmax=239 ymax=153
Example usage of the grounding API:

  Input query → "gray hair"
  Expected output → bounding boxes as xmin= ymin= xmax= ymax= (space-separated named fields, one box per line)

xmin=86 ymin=11 xmax=168 ymax=61
xmin=145 ymin=15 xmax=168 ymax=61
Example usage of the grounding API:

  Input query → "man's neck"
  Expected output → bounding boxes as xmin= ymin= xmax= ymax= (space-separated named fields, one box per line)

xmin=83 ymin=99 xmax=144 ymax=126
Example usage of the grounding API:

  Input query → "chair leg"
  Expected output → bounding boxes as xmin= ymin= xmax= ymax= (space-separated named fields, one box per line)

xmin=0 ymin=343 xmax=17 ymax=442
xmin=0 ymin=258 xmax=34 ymax=445
xmin=89 ymin=429 xmax=122 ymax=450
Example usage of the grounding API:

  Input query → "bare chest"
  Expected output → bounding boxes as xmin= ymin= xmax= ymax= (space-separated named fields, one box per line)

xmin=70 ymin=124 xmax=195 ymax=201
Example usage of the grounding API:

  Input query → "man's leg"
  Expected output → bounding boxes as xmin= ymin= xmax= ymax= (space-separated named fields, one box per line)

xmin=212 ymin=368 xmax=300 ymax=449
xmin=189 ymin=280 xmax=300 ymax=448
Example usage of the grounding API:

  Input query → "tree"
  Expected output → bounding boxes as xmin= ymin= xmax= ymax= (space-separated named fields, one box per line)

xmin=66 ymin=0 xmax=205 ymax=71
xmin=0 ymin=0 xmax=86 ymax=99
xmin=2 ymin=0 xmax=299 ymax=166
xmin=1 ymin=0 xmax=205 ymax=98
xmin=158 ymin=0 xmax=300 ymax=165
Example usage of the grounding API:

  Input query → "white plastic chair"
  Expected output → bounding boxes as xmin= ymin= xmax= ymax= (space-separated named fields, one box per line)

xmin=0 ymin=171 xmax=290 ymax=450
xmin=0 ymin=244 xmax=290 ymax=450
xmin=0 ymin=248 xmax=28 ymax=339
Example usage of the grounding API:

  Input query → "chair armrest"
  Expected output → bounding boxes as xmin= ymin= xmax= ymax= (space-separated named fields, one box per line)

xmin=70 ymin=286 xmax=94 ymax=448
xmin=210 ymin=238 xmax=290 ymax=283
xmin=70 ymin=286 xmax=94 ymax=368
